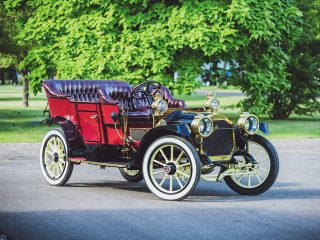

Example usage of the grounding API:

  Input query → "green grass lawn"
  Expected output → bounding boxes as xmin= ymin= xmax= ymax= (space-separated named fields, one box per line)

xmin=0 ymin=85 xmax=319 ymax=142
xmin=0 ymin=86 xmax=49 ymax=142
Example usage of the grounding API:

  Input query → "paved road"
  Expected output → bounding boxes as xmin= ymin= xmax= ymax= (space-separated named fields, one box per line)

xmin=0 ymin=139 xmax=319 ymax=240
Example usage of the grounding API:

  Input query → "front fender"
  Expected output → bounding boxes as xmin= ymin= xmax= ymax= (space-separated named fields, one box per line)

xmin=150 ymin=124 xmax=191 ymax=138
xmin=128 ymin=124 xmax=191 ymax=170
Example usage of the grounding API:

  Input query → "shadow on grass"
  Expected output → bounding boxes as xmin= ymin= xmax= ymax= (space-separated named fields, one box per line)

xmin=0 ymin=109 xmax=44 ymax=120
xmin=0 ymin=97 xmax=45 ymax=102
xmin=0 ymin=109 xmax=47 ymax=138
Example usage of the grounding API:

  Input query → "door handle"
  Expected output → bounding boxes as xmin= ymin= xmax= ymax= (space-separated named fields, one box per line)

xmin=90 ymin=115 xmax=98 ymax=119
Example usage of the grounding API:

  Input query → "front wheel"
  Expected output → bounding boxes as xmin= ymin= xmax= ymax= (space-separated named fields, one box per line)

xmin=40 ymin=129 xmax=74 ymax=186
xmin=143 ymin=135 xmax=201 ymax=201
xmin=224 ymin=134 xmax=279 ymax=195
xmin=119 ymin=168 xmax=143 ymax=182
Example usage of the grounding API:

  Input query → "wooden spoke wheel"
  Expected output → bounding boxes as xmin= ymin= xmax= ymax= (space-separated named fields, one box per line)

xmin=224 ymin=135 xmax=279 ymax=195
xmin=40 ymin=129 xmax=73 ymax=186
xmin=143 ymin=136 xmax=201 ymax=201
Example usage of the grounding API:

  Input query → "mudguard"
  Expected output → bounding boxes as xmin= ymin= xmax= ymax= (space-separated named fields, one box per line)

xmin=41 ymin=116 xmax=85 ymax=157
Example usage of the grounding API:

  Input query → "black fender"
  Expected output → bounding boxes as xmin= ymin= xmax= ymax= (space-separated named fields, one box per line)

xmin=128 ymin=124 xmax=192 ymax=170
xmin=234 ymin=127 xmax=246 ymax=150
xmin=42 ymin=116 xmax=85 ymax=157
xmin=42 ymin=116 xmax=76 ymax=135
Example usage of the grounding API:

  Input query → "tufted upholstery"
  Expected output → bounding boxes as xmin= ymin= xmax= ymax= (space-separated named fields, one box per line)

xmin=160 ymin=86 xmax=186 ymax=108
xmin=43 ymin=80 xmax=132 ymax=104
xmin=43 ymin=80 xmax=186 ymax=117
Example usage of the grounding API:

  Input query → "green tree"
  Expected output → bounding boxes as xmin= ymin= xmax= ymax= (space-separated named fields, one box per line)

xmin=0 ymin=6 xmax=19 ymax=85
xmin=0 ymin=0 xmax=32 ymax=106
xmin=4 ymin=0 xmax=303 ymax=116
xmin=265 ymin=0 xmax=320 ymax=119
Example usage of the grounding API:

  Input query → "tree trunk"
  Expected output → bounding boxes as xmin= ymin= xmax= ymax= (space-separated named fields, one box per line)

xmin=22 ymin=74 xmax=29 ymax=107
xmin=9 ymin=67 xmax=18 ymax=85
xmin=0 ymin=68 xmax=5 ymax=85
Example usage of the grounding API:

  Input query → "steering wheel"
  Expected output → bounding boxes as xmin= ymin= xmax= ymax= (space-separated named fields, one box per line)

xmin=131 ymin=80 xmax=161 ymax=99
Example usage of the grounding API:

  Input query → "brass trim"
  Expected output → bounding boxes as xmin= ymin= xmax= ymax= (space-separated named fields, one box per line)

xmin=208 ymin=155 xmax=233 ymax=161
xmin=156 ymin=119 xmax=167 ymax=127
xmin=191 ymin=115 xmax=214 ymax=138
xmin=204 ymin=93 xmax=220 ymax=113
xmin=212 ymin=114 xmax=233 ymax=125
xmin=237 ymin=112 xmax=259 ymax=135
xmin=152 ymin=93 xmax=168 ymax=116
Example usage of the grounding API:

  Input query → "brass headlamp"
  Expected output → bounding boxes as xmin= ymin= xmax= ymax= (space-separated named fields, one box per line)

xmin=191 ymin=115 xmax=214 ymax=138
xmin=205 ymin=93 xmax=220 ymax=112
xmin=152 ymin=92 xmax=168 ymax=116
xmin=237 ymin=112 xmax=259 ymax=135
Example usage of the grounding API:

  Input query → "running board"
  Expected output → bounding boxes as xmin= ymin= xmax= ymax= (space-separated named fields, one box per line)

xmin=69 ymin=158 xmax=130 ymax=168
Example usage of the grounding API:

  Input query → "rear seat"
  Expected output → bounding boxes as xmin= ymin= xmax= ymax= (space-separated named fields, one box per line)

xmin=43 ymin=80 xmax=185 ymax=117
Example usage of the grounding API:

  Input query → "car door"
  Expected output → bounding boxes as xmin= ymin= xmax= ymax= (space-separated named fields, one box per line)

xmin=77 ymin=103 xmax=101 ymax=142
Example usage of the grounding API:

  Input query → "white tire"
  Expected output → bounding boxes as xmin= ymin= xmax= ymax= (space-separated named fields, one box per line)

xmin=40 ymin=129 xmax=73 ymax=186
xmin=143 ymin=135 xmax=201 ymax=201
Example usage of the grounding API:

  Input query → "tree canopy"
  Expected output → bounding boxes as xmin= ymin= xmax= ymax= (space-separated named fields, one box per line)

xmin=3 ymin=0 xmax=313 ymax=118
xmin=266 ymin=0 xmax=319 ymax=118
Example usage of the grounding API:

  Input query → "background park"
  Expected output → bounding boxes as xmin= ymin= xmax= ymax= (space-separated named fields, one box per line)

xmin=0 ymin=0 xmax=319 ymax=141
xmin=0 ymin=1 xmax=319 ymax=240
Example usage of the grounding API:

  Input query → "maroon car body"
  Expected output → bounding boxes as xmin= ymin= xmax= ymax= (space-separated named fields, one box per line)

xmin=38 ymin=80 xmax=279 ymax=201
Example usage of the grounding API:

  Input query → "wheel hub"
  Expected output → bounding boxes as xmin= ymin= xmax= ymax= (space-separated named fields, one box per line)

xmin=163 ymin=162 xmax=176 ymax=175
xmin=53 ymin=152 xmax=59 ymax=162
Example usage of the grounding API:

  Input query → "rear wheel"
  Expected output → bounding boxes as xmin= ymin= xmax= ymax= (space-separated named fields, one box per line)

xmin=224 ymin=134 xmax=279 ymax=195
xmin=143 ymin=135 xmax=201 ymax=201
xmin=119 ymin=168 xmax=143 ymax=182
xmin=40 ymin=129 xmax=74 ymax=186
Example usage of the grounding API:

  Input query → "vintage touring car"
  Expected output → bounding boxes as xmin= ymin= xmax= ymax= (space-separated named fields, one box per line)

xmin=39 ymin=80 xmax=279 ymax=200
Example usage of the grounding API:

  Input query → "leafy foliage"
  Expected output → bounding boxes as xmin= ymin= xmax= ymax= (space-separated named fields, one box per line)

xmin=265 ymin=0 xmax=320 ymax=119
xmin=0 ymin=0 xmax=29 ymax=63
xmin=0 ymin=5 xmax=19 ymax=68
xmin=0 ymin=53 xmax=17 ymax=68
xmin=2 ymin=0 xmax=305 ymax=118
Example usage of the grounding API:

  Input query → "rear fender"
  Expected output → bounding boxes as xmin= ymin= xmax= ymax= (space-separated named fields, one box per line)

xmin=43 ymin=116 xmax=85 ymax=157
xmin=128 ymin=124 xmax=191 ymax=170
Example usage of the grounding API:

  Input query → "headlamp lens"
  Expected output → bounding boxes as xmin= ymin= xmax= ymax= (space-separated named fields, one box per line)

xmin=198 ymin=117 xmax=213 ymax=137
xmin=157 ymin=100 xmax=168 ymax=114
xmin=245 ymin=116 xmax=259 ymax=134
xmin=210 ymin=99 xmax=220 ymax=110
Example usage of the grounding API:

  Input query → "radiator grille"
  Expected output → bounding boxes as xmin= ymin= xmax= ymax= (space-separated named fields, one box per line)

xmin=202 ymin=120 xmax=235 ymax=159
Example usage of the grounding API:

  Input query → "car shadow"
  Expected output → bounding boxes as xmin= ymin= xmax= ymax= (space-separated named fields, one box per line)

xmin=272 ymin=181 xmax=302 ymax=187
xmin=65 ymin=180 xmax=320 ymax=202
xmin=186 ymin=188 xmax=320 ymax=202
xmin=66 ymin=181 xmax=149 ymax=193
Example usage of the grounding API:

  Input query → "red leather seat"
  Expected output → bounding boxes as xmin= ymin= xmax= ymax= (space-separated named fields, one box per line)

xmin=43 ymin=80 xmax=185 ymax=117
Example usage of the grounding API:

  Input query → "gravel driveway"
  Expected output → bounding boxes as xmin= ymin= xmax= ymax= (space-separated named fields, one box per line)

xmin=0 ymin=139 xmax=319 ymax=240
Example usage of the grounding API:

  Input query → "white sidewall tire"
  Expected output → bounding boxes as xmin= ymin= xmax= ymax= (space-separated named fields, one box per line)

xmin=40 ymin=129 xmax=73 ymax=186
xmin=224 ymin=134 xmax=279 ymax=195
xmin=143 ymin=136 xmax=200 ymax=201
